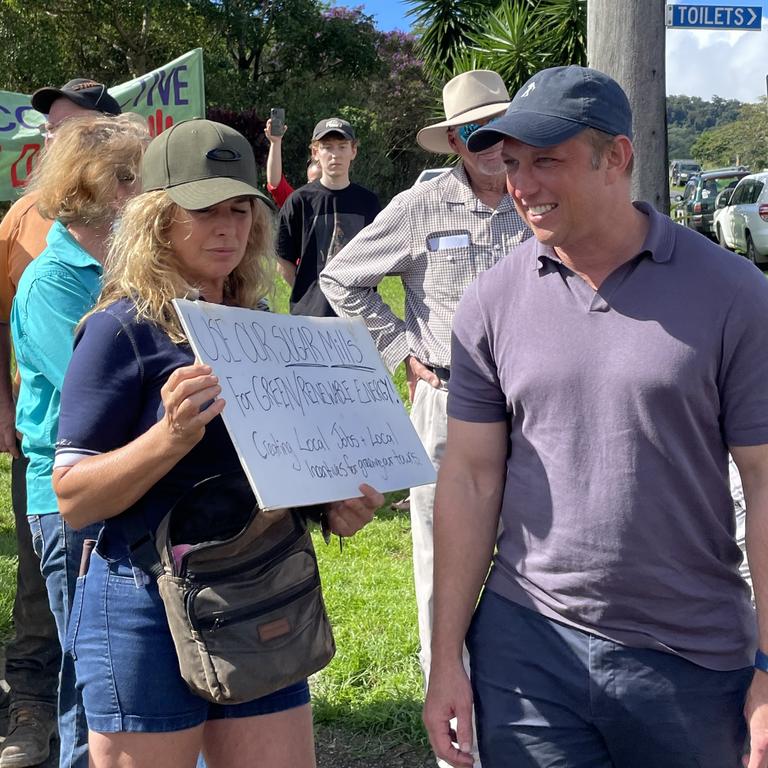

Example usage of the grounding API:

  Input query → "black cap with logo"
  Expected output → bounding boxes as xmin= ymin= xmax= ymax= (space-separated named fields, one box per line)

xmin=312 ymin=117 xmax=355 ymax=141
xmin=31 ymin=78 xmax=122 ymax=116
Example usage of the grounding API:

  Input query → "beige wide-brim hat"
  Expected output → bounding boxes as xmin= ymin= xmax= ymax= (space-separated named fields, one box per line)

xmin=417 ymin=70 xmax=511 ymax=155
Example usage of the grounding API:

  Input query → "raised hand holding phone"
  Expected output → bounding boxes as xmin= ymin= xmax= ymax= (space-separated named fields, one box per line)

xmin=269 ymin=107 xmax=285 ymax=137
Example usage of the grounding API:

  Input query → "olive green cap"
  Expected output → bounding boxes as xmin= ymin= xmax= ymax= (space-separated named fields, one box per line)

xmin=142 ymin=118 xmax=268 ymax=210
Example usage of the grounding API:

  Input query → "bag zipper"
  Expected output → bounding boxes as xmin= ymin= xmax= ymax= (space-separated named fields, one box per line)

xmin=192 ymin=574 xmax=319 ymax=633
xmin=182 ymin=515 xmax=305 ymax=582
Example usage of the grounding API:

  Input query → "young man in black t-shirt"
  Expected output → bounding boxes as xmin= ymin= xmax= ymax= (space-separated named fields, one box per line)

xmin=276 ymin=117 xmax=380 ymax=316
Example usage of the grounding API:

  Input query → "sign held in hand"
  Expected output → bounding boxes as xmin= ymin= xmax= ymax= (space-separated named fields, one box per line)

xmin=173 ymin=300 xmax=436 ymax=509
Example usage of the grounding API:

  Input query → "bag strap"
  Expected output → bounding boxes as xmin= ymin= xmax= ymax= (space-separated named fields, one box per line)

xmin=118 ymin=478 xmax=334 ymax=581
xmin=120 ymin=512 xmax=165 ymax=580
xmin=119 ymin=471 xmax=247 ymax=581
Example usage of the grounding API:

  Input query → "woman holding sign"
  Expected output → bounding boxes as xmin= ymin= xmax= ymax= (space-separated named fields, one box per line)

xmin=51 ymin=119 xmax=382 ymax=768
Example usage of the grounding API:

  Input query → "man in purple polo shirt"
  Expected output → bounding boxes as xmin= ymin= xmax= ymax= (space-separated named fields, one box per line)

xmin=423 ymin=65 xmax=768 ymax=768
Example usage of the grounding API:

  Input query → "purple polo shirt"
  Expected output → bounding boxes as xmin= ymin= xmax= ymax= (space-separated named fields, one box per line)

xmin=448 ymin=202 xmax=768 ymax=670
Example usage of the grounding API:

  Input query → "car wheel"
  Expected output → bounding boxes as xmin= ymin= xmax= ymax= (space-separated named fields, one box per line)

xmin=716 ymin=225 xmax=729 ymax=249
xmin=746 ymin=233 xmax=757 ymax=264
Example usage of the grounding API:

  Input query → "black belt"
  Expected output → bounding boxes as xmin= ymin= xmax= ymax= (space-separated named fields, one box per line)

xmin=432 ymin=366 xmax=450 ymax=383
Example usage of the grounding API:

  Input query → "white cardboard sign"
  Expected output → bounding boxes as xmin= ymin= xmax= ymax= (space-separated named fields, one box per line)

xmin=173 ymin=300 xmax=436 ymax=510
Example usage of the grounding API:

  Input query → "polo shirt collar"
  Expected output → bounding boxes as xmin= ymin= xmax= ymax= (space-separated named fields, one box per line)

xmin=532 ymin=200 xmax=674 ymax=271
xmin=633 ymin=201 xmax=674 ymax=263
xmin=46 ymin=220 xmax=103 ymax=271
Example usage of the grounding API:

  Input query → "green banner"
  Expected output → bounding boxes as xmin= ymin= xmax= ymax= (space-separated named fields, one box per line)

xmin=0 ymin=48 xmax=205 ymax=201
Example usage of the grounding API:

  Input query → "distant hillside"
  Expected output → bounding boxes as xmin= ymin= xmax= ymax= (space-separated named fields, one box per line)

xmin=667 ymin=94 xmax=743 ymax=159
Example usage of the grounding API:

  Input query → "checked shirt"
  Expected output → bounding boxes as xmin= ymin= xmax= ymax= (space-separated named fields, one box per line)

xmin=319 ymin=164 xmax=529 ymax=372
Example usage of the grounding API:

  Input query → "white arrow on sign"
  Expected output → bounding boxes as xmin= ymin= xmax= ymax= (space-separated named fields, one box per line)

xmin=746 ymin=7 xmax=758 ymax=25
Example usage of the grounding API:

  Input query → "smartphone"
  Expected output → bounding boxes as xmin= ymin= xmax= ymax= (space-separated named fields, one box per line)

xmin=270 ymin=108 xmax=285 ymax=137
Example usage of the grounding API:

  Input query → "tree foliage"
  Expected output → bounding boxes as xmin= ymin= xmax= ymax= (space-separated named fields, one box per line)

xmin=666 ymin=94 xmax=742 ymax=134
xmin=0 ymin=1 xmax=437 ymax=203
xmin=666 ymin=94 xmax=746 ymax=159
xmin=405 ymin=0 xmax=586 ymax=93
xmin=690 ymin=101 xmax=768 ymax=171
xmin=405 ymin=0 xmax=496 ymax=83
xmin=0 ymin=0 xmax=211 ymax=87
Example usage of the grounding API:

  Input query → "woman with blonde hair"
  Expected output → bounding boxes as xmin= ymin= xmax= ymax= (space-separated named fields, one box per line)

xmin=10 ymin=112 xmax=149 ymax=768
xmin=50 ymin=119 xmax=381 ymax=768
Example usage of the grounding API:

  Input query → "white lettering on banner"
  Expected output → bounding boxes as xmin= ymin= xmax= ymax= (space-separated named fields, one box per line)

xmin=173 ymin=300 xmax=436 ymax=509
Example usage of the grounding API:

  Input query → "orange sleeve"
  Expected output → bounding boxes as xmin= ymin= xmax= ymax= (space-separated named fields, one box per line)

xmin=0 ymin=192 xmax=51 ymax=323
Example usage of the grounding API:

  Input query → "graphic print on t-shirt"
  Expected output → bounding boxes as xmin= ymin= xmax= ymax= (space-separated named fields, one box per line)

xmin=309 ymin=207 xmax=368 ymax=268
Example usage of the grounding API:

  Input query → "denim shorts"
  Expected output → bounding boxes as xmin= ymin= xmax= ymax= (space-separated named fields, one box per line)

xmin=67 ymin=550 xmax=310 ymax=733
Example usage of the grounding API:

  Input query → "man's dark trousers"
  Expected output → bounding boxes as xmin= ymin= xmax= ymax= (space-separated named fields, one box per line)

xmin=3 ymin=454 xmax=60 ymax=714
xmin=468 ymin=590 xmax=752 ymax=768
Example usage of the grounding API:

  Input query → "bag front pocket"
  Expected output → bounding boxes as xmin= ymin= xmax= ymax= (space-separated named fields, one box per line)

xmin=187 ymin=549 xmax=317 ymax=631
xmin=186 ymin=549 xmax=334 ymax=702
xmin=196 ymin=582 xmax=335 ymax=702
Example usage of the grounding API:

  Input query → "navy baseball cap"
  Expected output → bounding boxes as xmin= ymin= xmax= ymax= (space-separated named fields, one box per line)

xmin=467 ymin=66 xmax=632 ymax=152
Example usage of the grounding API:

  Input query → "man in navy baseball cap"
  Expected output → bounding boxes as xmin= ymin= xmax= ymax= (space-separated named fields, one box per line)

xmin=424 ymin=64 xmax=768 ymax=768
xmin=467 ymin=65 xmax=632 ymax=151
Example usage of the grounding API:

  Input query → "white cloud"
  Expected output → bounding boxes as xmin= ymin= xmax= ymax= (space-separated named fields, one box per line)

xmin=665 ymin=19 xmax=767 ymax=102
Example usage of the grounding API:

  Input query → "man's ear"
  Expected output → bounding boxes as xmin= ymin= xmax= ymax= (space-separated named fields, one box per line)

xmin=446 ymin=129 xmax=460 ymax=153
xmin=350 ymin=142 xmax=358 ymax=160
xmin=605 ymin=135 xmax=634 ymax=177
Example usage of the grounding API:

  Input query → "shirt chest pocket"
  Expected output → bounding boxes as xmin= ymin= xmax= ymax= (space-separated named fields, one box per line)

xmin=422 ymin=244 xmax=496 ymax=301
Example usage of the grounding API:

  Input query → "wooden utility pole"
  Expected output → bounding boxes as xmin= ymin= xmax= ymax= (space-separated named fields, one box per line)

xmin=587 ymin=0 xmax=669 ymax=212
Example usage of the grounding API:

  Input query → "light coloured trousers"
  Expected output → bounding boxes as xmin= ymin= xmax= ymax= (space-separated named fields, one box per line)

xmin=410 ymin=380 xmax=479 ymax=768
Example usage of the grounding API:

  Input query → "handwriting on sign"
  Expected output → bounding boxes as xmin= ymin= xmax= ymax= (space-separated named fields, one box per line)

xmin=173 ymin=299 xmax=436 ymax=509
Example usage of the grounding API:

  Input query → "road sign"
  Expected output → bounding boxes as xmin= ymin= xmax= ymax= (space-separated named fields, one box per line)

xmin=665 ymin=4 xmax=762 ymax=29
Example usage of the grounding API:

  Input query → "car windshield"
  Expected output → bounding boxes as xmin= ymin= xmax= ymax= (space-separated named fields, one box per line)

xmin=681 ymin=163 xmax=699 ymax=171
xmin=701 ymin=177 xmax=739 ymax=198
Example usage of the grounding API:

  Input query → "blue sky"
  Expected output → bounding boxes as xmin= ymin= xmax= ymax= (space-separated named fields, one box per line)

xmin=332 ymin=0 xmax=768 ymax=102
xmin=352 ymin=0 xmax=410 ymax=31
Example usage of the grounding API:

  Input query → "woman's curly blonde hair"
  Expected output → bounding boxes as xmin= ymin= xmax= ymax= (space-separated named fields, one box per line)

xmin=87 ymin=191 xmax=275 ymax=343
xmin=30 ymin=113 xmax=149 ymax=226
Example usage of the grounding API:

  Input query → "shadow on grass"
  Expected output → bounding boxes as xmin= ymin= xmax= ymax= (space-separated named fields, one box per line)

xmin=313 ymin=695 xmax=429 ymax=757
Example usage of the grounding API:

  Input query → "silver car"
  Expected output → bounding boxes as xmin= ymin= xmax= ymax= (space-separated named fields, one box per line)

xmin=713 ymin=171 xmax=768 ymax=265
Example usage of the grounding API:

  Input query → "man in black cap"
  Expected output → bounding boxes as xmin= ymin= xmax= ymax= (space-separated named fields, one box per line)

xmin=31 ymin=79 xmax=122 ymax=143
xmin=423 ymin=65 xmax=768 ymax=768
xmin=0 ymin=77 xmax=120 ymax=768
xmin=276 ymin=116 xmax=379 ymax=316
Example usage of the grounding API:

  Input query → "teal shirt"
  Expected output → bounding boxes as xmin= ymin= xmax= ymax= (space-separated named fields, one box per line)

xmin=11 ymin=220 xmax=102 ymax=516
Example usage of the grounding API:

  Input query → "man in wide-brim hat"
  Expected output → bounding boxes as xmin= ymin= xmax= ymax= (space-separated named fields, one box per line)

xmin=415 ymin=69 xmax=513 ymax=154
xmin=319 ymin=69 xmax=530 ymax=768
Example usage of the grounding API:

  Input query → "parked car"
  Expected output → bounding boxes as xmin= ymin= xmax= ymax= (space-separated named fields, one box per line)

xmin=673 ymin=168 xmax=749 ymax=237
xmin=669 ymin=159 xmax=701 ymax=186
xmin=712 ymin=171 xmax=768 ymax=265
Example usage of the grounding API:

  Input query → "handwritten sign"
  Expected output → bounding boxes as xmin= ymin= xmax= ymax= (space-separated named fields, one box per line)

xmin=0 ymin=48 xmax=204 ymax=201
xmin=173 ymin=299 xmax=436 ymax=510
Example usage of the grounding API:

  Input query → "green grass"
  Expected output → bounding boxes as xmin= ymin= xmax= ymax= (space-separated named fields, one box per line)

xmin=311 ymin=498 xmax=425 ymax=747
xmin=0 ymin=275 xmax=425 ymax=753
xmin=274 ymin=273 xmax=423 ymax=746
xmin=0 ymin=453 xmax=16 ymax=645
